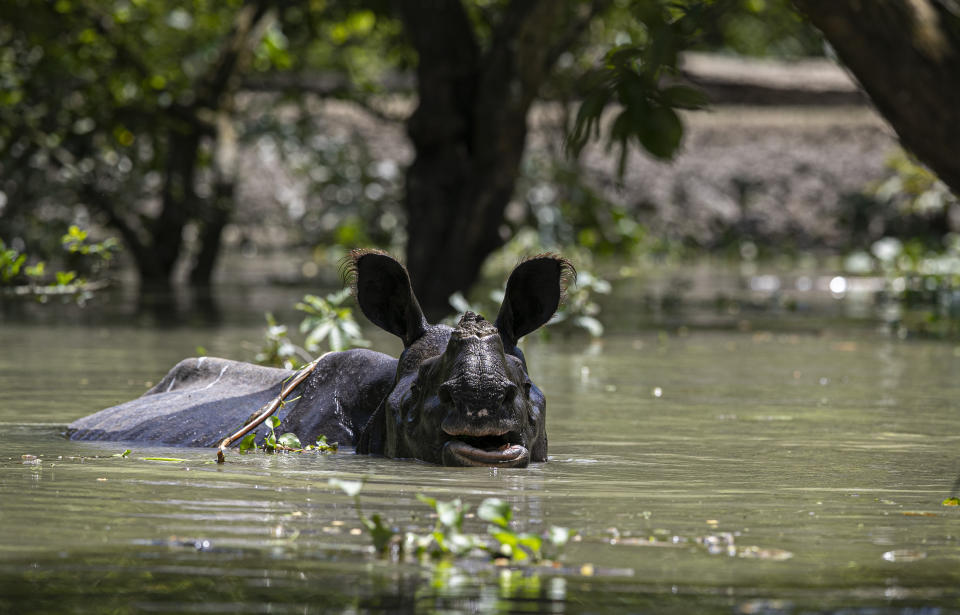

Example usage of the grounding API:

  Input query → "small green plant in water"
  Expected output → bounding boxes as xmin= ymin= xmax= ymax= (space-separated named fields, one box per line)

xmin=297 ymin=289 xmax=369 ymax=353
xmin=329 ymin=478 xmax=397 ymax=553
xmin=943 ymin=497 xmax=960 ymax=506
xmin=330 ymin=479 xmax=574 ymax=563
xmin=238 ymin=417 xmax=338 ymax=455
xmin=255 ymin=313 xmax=311 ymax=369
xmin=256 ymin=289 xmax=369 ymax=369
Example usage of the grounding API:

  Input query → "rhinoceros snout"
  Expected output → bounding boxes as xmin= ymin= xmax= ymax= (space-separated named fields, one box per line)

xmin=438 ymin=378 xmax=520 ymax=436
xmin=438 ymin=376 xmax=515 ymax=409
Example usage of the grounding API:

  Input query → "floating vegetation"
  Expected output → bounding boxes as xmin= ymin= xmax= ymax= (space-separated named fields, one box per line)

xmin=237 ymin=426 xmax=338 ymax=455
xmin=216 ymin=355 xmax=339 ymax=463
xmin=329 ymin=479 xmax=574 ymax=564
xmin=257 ymin=290 xmax=369 ymax=370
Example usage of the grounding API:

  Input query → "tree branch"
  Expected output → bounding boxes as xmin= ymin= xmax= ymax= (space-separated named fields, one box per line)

xmin=543 ymin=0 xmax=613 ymax=72
xmin=197 ymin=0 xmax=275 ymax=110
xmin=79 ymin=181 xmax=154 ymax=274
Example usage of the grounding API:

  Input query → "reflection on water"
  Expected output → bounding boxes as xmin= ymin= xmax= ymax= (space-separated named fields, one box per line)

xmin=2 ymin=288 xmax=960 ymax=613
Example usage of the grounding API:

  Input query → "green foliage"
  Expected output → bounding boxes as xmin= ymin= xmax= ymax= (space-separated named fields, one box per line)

xmin=255 ymin=312 xmax=310 ymax=370
xmin=460 ymin=231 xmax=612 ymax=339
xmin=238 ymin=433 xmax=257 ymax=454
xmin=567 ymin=3 xmax=716 ymax=173
xmin=873 ymin=153 xmax=958 ymax=220
xmin=686 ymin=0 xmax=824 ymax=57
xmin=249 ymin=116 xmax=405 ymax=252
xmin=330 ymin=479 xmax=575 ymax=563
xmin=0 ymin=1 xmax=265 ymax=256
xmin=847 ymin=154 xmax=960 ymax=337
xmin=308 ymin=434 xmax=339 ymax=453
xmin=549 ymin=270 xmax=611 ymax=338
xmin=256 ymin=290 xmax=369 ymax=369
xmin=261 ymin=414 xmax=305 ymax=453
xmin=237 ymin=412 xmax=338 ymax=455
xmin=517 ymin=155 xmax=647 ymax=256
xmin=264 ymin=415 xmax=283 ymax=451
xmin=297 ymin=289 xmax=370 ymax=353
xmin=277 ymin=432 xmax=302 ymax=450
xmin=0 ymin=225 xmax=118 ymax=303
xmin=0 ymin=241 xmax=27 ymax=284
xmin=566 ymin=0 xmax=822 ymax=175
xmin=61 ymin=225 xmax=119 ymax=260
xmin=943 ymin=497 xmax=960 ymax=507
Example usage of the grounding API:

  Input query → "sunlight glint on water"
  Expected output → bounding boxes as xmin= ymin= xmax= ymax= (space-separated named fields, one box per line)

xmin=1 ymin=320 xmax=959 ymax=613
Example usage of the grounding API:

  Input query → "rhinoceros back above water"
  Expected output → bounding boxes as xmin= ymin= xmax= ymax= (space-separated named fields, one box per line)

xmin=67 ymin=250 xmax=573 ymax=467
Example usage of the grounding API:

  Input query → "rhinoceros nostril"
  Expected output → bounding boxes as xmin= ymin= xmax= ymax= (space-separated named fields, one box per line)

xmin=502 ymin=383 xmax=518 ymax=404
xmin=438 ymin=382 xmax=454 ymax=406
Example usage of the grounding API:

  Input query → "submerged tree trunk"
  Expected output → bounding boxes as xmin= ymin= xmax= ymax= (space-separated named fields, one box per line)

xmin=88 ymin=2 xmax=269 ymax=292
xmin=398 ymin=0 xmax=606 ymax=320
xmin=793 ymin=1 xmax=960 ymax=193
xmin=146 ymin=128 xmax=200 ymax=287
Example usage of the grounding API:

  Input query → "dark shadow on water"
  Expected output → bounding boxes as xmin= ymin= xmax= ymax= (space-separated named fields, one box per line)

xmin=136 ymin=283 xmax=225 ymax=328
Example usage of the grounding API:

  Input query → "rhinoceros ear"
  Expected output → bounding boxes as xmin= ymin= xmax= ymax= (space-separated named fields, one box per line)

xmin=495 ymin=254 xmax=575 ymax=349
xmin=346 ymin=249 xmax=428 ymax=347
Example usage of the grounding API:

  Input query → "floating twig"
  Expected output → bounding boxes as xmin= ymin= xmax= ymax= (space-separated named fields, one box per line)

xmin=216 ymin=352 xmax=331 ymax=463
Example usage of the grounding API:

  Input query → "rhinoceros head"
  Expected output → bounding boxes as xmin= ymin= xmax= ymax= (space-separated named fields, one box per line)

xmin=350 ymin=250 xmax=572 ymax=467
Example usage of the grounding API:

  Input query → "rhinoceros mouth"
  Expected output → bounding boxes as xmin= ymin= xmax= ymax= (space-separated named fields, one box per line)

xmin=441 ymin=437 xmax=529 ymax=468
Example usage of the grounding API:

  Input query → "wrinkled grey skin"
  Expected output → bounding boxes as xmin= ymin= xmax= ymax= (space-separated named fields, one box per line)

xmin=357 ymin=311 xmax=548 ymax=467
xmin=67 ymin=349 xmax=397 ymax=448
xmin=68 ymin=251 xmax=571 ymax=467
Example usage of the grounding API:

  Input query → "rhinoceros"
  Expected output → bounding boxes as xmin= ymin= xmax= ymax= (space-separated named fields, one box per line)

xmin=68 ymin=250 xmax=573 ymax=467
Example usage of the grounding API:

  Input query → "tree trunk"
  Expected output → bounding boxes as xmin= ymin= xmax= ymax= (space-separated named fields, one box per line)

xmin=140 ymin=127 xmax=199 ymax=288
xmin=190 ymin=111 xmax=239 ymax=286
xmin=189 ymin=182 xmax=231 ymax=286
xmin=399 ymin=0 xmax=605 ymax=320
xmin=793 ymin=1 xmax=960 ymax=193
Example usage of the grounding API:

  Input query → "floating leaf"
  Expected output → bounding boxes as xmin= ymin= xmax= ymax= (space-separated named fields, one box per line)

xmin=478 ymin=498 xmax=512 ymax=528
xmin=434 ymin=499 xmax=465 ymax=531
xmin=238 ymin=433 xmax=256 ymax=453
xmin=329 ymin=478 xmax=364 ymax=497
xmin=277 ymin=432 xmax=302 ymax=450
xmin=517 ymin=533 xmax=543 ymax=559
xmin=364 ymin=512 xmax=396 ymax=553
xmin=943 ymin=497 xmax=960 ymax=506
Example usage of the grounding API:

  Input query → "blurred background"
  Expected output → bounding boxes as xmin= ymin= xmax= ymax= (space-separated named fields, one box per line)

xmin=3 ymin=4 xmax=960 ymax=611
xmin=2 ymin=0 xmax=959 ymax=342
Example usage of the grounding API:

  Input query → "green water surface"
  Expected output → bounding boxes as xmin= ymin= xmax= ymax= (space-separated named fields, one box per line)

xmin=1 ymin=296 xmax=959 ymax=613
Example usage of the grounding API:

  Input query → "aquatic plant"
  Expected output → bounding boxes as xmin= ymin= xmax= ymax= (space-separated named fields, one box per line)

xmin=329 ymin=479 xmax=575 ymax=564
xmin=235 ymin=417 xmax=339 ymax=455
xmin=255 ymin=313 xmax=311 ymax=370
xmin=217 ymin=355 xmax=337 ymax=462
xmin=296 ymin=288 xmax=369 ymax=353
xmin=256 ymin=289 xmax=369 ymax=369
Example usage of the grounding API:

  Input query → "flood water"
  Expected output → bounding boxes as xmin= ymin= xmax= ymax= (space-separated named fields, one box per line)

xmin=1 ymin=278 xmax=959 ymax=613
